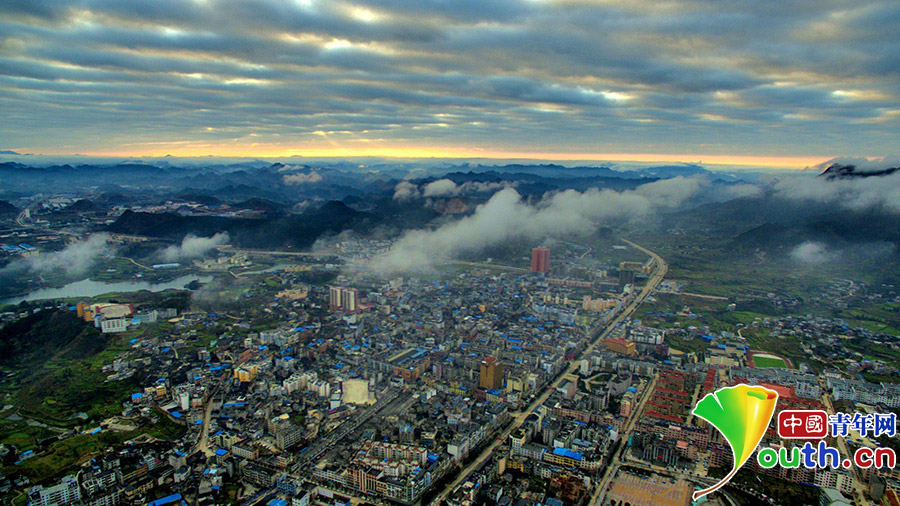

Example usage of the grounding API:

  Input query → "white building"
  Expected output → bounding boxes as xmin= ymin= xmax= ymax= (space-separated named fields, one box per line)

xmin=100 ymin=318 xmax=128 ymax=333
xmin=28 ymin=476 xmax=81 ymax=506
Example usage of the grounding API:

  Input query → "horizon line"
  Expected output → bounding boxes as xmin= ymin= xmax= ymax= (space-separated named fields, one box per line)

xmin=5 ymin=146 xmax=837 ymax=169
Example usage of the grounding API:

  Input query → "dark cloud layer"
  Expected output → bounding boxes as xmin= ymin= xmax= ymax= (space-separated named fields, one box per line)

xmin=0 ymin=0 xmax=898 ymax=158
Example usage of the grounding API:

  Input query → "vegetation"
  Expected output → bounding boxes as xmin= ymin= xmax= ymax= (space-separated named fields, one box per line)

xmin=1 ymin=417 xmax=184 ymax=484
xmin=836 ymin=302 xmax=900 ymax=337
xmin=0 ymin=310 xmax=105 ymax=367
xmin=752 ymin=356 xmax=787 ymax=369
xmin=0 ymin=310 xmax=145 ymax=423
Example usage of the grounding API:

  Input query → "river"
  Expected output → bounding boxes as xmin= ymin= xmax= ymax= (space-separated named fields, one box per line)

xmin=0 ymin=275 xmax=212 ymax=306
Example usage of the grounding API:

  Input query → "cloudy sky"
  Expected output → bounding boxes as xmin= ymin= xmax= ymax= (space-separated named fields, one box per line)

xmin=1 ymin=0 xmax=898 ymax=167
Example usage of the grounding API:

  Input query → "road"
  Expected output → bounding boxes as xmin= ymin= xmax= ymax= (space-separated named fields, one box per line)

xmin=446 ymin=260 xmax=529 ymax=273
xmin=118 ymin=256 xmax=153 ymax=271
xmin=217 ymin=245 xmax=335 ymax=257
xmin=590 ymin=373 xmax=658 ymax=505
xmin=196 ymin=389 xmax=217 ymax=457
xmin=434 ymin=239 xmax=668 ymax=504
xmin=195 ymin=379 xmax=227 ymax=457
xmin=291 ymin=388 xmax=402 ymax=473
xmin=195 ymin=353 xmax=255 ymax=457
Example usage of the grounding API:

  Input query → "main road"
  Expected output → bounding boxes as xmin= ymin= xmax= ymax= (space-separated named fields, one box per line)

xmin=433 ymin=239 xmax=668 ymax=504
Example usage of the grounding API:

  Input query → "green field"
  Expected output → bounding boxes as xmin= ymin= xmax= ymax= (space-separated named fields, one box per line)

xmin=753 ymin=356 xmax=787 ymax=369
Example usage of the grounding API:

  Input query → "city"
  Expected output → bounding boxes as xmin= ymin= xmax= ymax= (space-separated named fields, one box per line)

xmin=2 ymin=0 xmax=900 ymax=505
xmin=1 ymin=182 xmax=899 ymax=506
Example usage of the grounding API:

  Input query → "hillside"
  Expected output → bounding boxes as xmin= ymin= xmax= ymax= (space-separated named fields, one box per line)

xmin=0 ymin=310 xmax=105 ymax=367
xmin=0 ymin=200 xmax=18 ymax=215
xmin=0 ymin=310 xmax=141 ymax=422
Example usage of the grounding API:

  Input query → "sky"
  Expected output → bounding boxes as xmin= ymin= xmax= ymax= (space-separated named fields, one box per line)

xmin=1 ymin=0 xmax=899 ymax=168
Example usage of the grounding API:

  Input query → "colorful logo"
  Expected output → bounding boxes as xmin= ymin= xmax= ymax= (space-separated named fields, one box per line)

xmin=690 ymin=384 xmax=779 ymax=501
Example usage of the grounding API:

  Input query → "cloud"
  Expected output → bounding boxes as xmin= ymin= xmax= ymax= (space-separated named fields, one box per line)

xmin=160 ymin=233 xmax=229 ymax=262
xmin=774 ymin=168 xmax=900 ymax=212
xmin=2 ymin=234 xmax=114 ymax=277
xmin=373 ymin=176 xmax=707 ymax=274
xmin=420 ymin=179 xmax=516 ymax=198
xmin=790 ymin=241 xmax=836 ymax=264
xmin=1 ymin=1 xmax=898 ymax=157
xmin=392 ymin=181 xmax=420 ymax=201
xmin=789 ymin=240 xmax=893 ymax=266
xmin=458 ymin=181 xmax=516 ymax=195
xmin=812 ymin=156 xmax=900 ymax=172
xmin=422 ymin=179 xmax=459 ymax=197
xmin=283 ymin=171 xmax=324 ymax=184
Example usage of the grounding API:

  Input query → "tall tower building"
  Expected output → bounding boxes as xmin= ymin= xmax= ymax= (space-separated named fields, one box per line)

xmin=531 ymin=246 xmax=550 ymax=274
xmin=479 ymin=356 xmax=505 ymax=391
xmin=329 ymin=286 xmax=342 ymax=310
xmin=341 ymin=288 xmax=359 ymax=312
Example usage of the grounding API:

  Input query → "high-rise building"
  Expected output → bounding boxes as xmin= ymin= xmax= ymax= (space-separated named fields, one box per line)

xmin=329 ymin=286 xmax=360 ymax=312
xmin=531 ymin=246 xmax=550 ymax=274
xmin=480 ymin=356 xmax=504 ymax=390
xmin=329 ymin=286 xmax=342 ymax=310
xmin=341 ymin=288 xmax=359 ymax=312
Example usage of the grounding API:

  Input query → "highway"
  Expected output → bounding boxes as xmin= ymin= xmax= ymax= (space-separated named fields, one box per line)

xmin=434 ymin=239 xmax=668 ymax=504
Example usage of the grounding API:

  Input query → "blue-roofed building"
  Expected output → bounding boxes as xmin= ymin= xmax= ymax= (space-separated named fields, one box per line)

xmin=550 ymin=447 xmax=583 ymax=461
xmin=147 ymin=493 xmax=183 ymax=506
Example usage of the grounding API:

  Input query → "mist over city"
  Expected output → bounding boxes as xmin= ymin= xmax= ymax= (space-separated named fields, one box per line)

xmin=1 ymin=1 xmax=899 ymax=506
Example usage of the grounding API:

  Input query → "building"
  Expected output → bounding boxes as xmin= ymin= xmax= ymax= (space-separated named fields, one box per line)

xmin=480 ymin=356 xmax=504 ymax=391
xmin=27 ymin=476 xmax=81 ymax=506
xmin=271 ymin=414 xmax=304 ymax=450
xmin=329 ymin=286 xmax=342 ymax=309
xmin=329 ymin=286 xmax=360 ymax=312
xmin=234 ymin=364 xmax=259 ymax=382
xmin=819 ymin=487 xmax=853 ymax=506
xmin=531 ymin=247 xmax=550 ymax=274
xmin=603 ymin=337 xmax=636 ymax=356
xmin=100 ymin=318 xmax=128 ymax=333
xmin=341 ymin=288 xmax=359 ymax=312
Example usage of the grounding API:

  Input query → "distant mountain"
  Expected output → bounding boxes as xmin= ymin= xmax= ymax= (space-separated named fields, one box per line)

xmin=65 ymin=199 xmax=98 ymax=212
xmin=174 ymin=192 xmax=223 ymax=205
xmin=108 ymin=200 xmax=378 ymax=250
xmin=733 ymin=211 xmax=900 ymax=251
xmin=428 ymin=170 xmax=656 ymax=195
xmin=640 ymin=165 xmax=710 ymax=178
xmin=819 ymin=164 xmax=900 ymax=180
xmin=0 ymin=150 xmax=22 ymax=155
xmin=232 ymin=198 xmax=287 ymax=216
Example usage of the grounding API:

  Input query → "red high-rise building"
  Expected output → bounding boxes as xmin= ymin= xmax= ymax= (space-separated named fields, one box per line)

xmin=531 ymin=246 xmax=550 ymax=273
